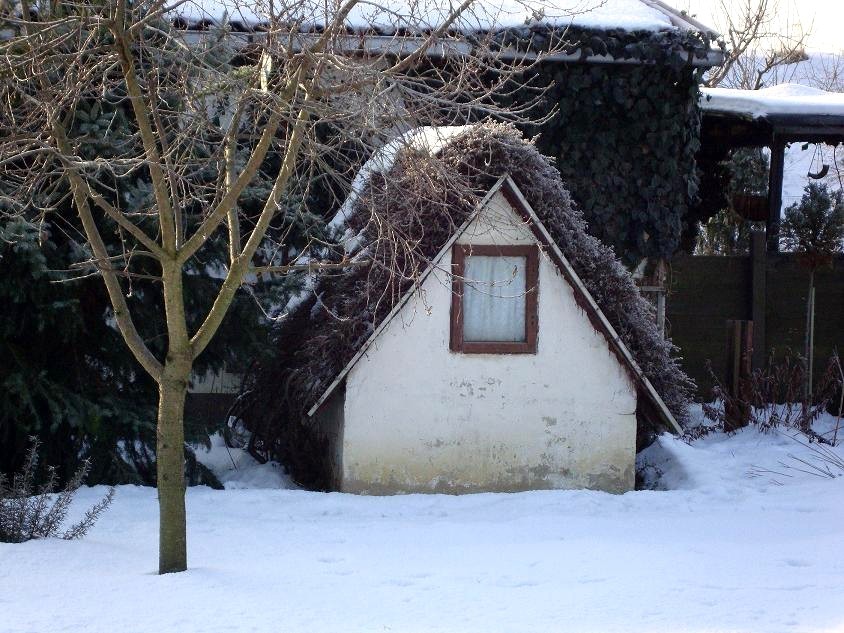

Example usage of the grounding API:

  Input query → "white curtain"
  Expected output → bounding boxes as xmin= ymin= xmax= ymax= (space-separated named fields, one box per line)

xmin=463 ymin=255 xmax=526 ymax=342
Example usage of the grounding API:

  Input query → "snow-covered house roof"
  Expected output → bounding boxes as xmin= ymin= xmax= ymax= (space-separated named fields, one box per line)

xmin=237 ymin=124 xmax=694 ymax=468
xmin=170 ymin=0 xmax=722 ymax=66
xmin=700 ymin=83 xmax=844 ymax=148
xmin=175 ymin=0 xmax=711 ymax=34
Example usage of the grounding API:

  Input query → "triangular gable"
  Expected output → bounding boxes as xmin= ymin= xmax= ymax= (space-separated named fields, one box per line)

xmin=307 ymin=175 xmax=681 ymax=435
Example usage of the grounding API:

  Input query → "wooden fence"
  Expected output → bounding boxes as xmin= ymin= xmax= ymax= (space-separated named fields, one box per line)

xmin=667 ymin=235 xmax=844 ymax=399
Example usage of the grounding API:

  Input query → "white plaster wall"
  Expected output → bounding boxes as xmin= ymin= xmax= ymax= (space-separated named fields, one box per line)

xmin=341 ymin=191 xmax=638 ymax=494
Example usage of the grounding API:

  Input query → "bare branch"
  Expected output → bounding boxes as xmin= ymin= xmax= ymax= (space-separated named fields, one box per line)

xmin=190 ymin=102 xmax=311 ymax=358
xmin=51 ymin=120 xmax=163 ymax=380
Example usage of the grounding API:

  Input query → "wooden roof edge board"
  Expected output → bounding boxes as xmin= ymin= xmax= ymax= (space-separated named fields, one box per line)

xmin=701 ymin=110 xmax=759 ymax=123
xmin=305 ymin=175 xmax=509 ymax=418
xmin=768 ymin=114 xmax=844 ymax=127
xmin=499 ymin=176 xmax=683 ymax=435
xmin=702 ymin=113 xmax=844 ymax=146
xmin=770 ymin=124 xmax=844 ymax=143
xmin=640 ymin=0 xmax=720 ymax=37
xmin=704 ymin=110 xmax=844 ymax=128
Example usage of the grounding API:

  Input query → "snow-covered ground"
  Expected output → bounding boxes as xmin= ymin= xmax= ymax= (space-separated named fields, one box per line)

xmin=2 ymin=418 xmax=844 ymax=633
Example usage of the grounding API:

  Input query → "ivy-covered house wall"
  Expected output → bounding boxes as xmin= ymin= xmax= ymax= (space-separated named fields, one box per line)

xmin=529 ymin=63 xmax=703 ymax=265
xmin=493 ymin=26 xmax=719 ymax=266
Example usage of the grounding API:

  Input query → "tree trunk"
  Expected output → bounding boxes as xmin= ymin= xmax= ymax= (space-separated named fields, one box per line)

xmin=157 ymin=254 xmax=192 ymax=574
xmin=157 ymin=362 xmax=190 ymax=574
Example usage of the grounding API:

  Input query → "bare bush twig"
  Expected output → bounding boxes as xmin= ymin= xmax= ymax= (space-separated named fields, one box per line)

xmin=832 ymin=353 xmax=843 ymax=446
xmin=0 ymin=438 xmax=115 ymax=543
xmin=689 ymin=352 xmax=843 ymax=443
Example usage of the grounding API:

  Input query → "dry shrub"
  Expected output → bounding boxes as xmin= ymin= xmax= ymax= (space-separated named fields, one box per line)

xmin=690 ymin=352 xmax=843 ymax=443
xmin=0 ymin=437 xmax=114 ymax=543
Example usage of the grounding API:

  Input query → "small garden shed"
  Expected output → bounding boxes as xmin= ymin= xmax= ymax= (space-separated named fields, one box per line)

xmin=239 ymin=125 xmax=693 ymax=494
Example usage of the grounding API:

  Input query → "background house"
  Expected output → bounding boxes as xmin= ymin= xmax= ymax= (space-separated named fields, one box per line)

xmin=172 ymin=0 xmax=722 ymax=266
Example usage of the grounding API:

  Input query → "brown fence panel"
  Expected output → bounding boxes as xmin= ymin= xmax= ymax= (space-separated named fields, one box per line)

xmin=666 ymin=253 xmax=844 ymax=400
xmin=666 ymin=255 xmax=752 ymax=397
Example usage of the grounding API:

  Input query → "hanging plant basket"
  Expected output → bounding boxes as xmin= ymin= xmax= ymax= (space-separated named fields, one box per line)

xmin=732 ymin=194 xmax=768 ymax=221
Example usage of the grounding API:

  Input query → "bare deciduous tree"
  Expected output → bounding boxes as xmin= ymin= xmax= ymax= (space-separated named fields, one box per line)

xmin=0 ymin=0 xmax=562 ymax=573
xmin=703 ymin=0 xmax=809 ymax=89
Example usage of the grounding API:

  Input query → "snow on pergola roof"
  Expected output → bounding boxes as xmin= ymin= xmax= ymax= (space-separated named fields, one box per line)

xmin=172 ymin=0 xmax=712 ymax=34
xmin=700 ymin=84 xmax=844 ymax=120
xmin=698 ymin=83 xmax=844 ymax=254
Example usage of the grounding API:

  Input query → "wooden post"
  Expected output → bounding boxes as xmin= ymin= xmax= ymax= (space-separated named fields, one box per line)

xmin=750 ymin=230 xmax=767 ymax=371
xmin=725 ymin=319 xmax=754 ymax=431
xmin=637 ymin=259 xmax=668 ymax=339
xmin=655 ymin=259 xmax=667 ymax=339
xmin=656 ymin=291 xmax=666 ymax=339
xmin=807 ymin=284 xmax=816 ymax=398
xmin=767 ymin=138 xmax=786 ymax=252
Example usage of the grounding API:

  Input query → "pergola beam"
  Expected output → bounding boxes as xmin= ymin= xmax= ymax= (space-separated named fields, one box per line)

xmin=701 ymin=111 xmax=844 ymax=253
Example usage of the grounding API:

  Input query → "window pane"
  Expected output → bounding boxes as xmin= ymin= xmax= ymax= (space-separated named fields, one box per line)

xmin=462 ymin=255 xmax=527 ymax=342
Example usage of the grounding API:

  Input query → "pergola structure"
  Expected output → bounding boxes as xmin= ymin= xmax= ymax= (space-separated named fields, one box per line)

xmin=700 ymin=84 xmax=844 ymax=252
xmin=696 ymin=84 xmax=844 ymax=373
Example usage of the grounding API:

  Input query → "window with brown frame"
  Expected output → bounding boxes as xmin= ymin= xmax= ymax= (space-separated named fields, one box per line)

xmin=449 ymin=244 xmax=538 ymax=354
